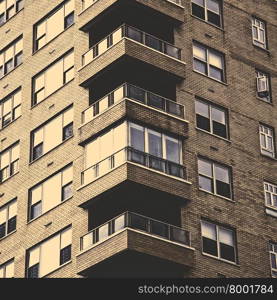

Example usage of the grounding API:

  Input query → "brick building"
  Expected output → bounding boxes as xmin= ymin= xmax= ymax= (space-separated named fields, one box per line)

xmin=0 ymin=0 xmax=276 ymax=278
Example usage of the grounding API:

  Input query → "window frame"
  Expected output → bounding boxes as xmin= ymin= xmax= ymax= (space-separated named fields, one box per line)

xmin=26 ymin=226 xmax=72 ymax=278
xmin=0 ymin=88 xmax=22 ymax=129
xmin=259 ymin=124 xmax=275 ymax=158
xmin=33 ymin=0 xmax=74 ymax=52
xmin=0 ymin=258 xmax=14 ymax=278
xmin=30 ymin=105 xmax=73 ymax=162
xmin=252 ymin=17 xmax=268 ymax=50
xmin=0 ymin=0 xmax=24 ymax=26
xmin=192 ymin=41 xmax=226 ymax=82
xmin=32 ymin=50 xmax=74 ymax=106
xmin=255 ymin=70 xmax=271 ymax=103
xmin=269 ymin=242 xmax=277 ymax=278
xmin=0 ymin=142 xmax=20 ymax=183
xmin=264 ymin=182 xmax=277 ymax=211
xmin=0 ymin=198 xmax=17 ymax=239
xmin=191 ymin=0 xmax=223 ymax=28
xmin=0 ymin=35 xmax=23 ymax=78
xmin=201 ymin=219 xmax=237 ymax=263
xmin=195 ymin=97 xmax=229 ymax=139
xmin=28 ymin=164 xmax=73 ymax=221
xmin=198 ymin=157 xmax=232 ymax=199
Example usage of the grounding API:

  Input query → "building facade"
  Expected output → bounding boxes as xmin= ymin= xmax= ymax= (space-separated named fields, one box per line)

xmin=0 ymin=0 xmax=276 ymax=278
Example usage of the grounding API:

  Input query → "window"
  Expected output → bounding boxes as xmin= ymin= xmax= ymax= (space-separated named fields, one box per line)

xmin=259 ymin=124 xmax=275 ymax=158
xmin=256 ymin=70 xmax=271 ymax=102
xmin=252 ymin=17 xmax=267 ymax=49
xmin=0 ymin=259 xmax=14 ymax=278
xmin=34 ymin=0 xmax=74 ymax=51
xmin=27 ymin=227 xmax=72 ymax=278
xmin=269 ymin=242 xmax=277 ymax=278
xmin=0 ymin=199 xmax=17 ymax=238
xmin=201 ymin=220 xmax=236 ymax=262
xmin=31 ymin=106 xmax=73 ymax=161
xmin=0 ymin=0 xmax=24 ymax=26
xmin=0 ymin=88 xmax=21 ymax=129
xmin=198 ymin=157 xmax=232 ymax=199
xmin=193 ymin=42 xmax=225 ymax=82
xmin=191 ymin=0 xmax=222 ymax=27
xmin=195 ymin=98 xmax=228 ymax=138
xmin=0 ymin=142 xmax=19 ymax=182
xmin=264 ymin=182 xmax=277 ymax=210
xmin=0 ymin=36 xmax=23 ymax=78
xmin=32 ymin=50 xmax=74 ymax=106
xmin=82 ymin=0 xmax=98 ymax=10
xmin=29 ymin=165 xmax=73 ymax=220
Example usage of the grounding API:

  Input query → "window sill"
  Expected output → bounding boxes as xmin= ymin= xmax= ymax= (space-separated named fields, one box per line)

xmin=32 ymin=24 xmax=75 ymax=56
xmin=265 ymin=207 xmax=277 ymax=218
xmin=0 ymin=116 xmax=22 ymax=131
xmin=0 ymin=171 xmax=19 ymax=185
xmin=41 ymin=260 xmax=72 ymax=278
xmin=30 ymin=79 xmax=75 ymax=110
xmin=198 ymin=188 xmax=235 ymax=203
xmin=26 ymin=196 xmax=73 ymax=225
xmin=0 ymin=8 xmax=24 ymax=28
xmin=192 ymin=70 xmax=228 ymax=86
xmin=260 ymin=153 xmax=277 ymax=162
xmin=0 ymin=63 xmax=23 ymax=81
xmin=195 ymin=127 xmax=231 ymax=143
xmin=0 ymin=229 xmax=16 ymax=242
xmin=29 ymin=135 xmax=74 ymax=166
xmin=256 ymin=96 xmax=272 ymax=105
xmin=252 ymin=43 xmax=270 ymax=55
xmin=202 ymin=252 xmax=240 ymax=267
xmin=191 ymin=14 xmax=225 ymax=32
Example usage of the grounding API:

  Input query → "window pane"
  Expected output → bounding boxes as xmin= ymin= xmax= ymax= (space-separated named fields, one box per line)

xmin=211 ymin=107 xmax=225 ymax=124
xmin=42 ymin=173 xmax=62 ymax=212
xmin=29 ymin=247 xmax=40 ymax=267
xmin=44 ymin=116 xmax=63 ymax=153
xmin=214 ymin=165 xmax=229 ymax=183
xmin=62 ymin=166 xmax=73 ymax=185
xmin=209 ymin=51 xmax=222 ymax=68
xmin=60 ymin=228 xmax=72 ymax=249
xmin=193 ymin=44 xmax=206 ymax=61
xmin=113 ymin=122 xmax=126 ymax=152
xmin=165 ymin=136 xmax=180 ymax=163
xmin=195 ymin=100 xmax=209 ymax=117
xmin=203 ymin=237 xmax=218 ymax=256
xmin=198 ymin=159 xmax=212 ymax=176
xmin=216 ymin=180 xmax=231 ymax=198
xmin=192 ymin=3 xmax=205 ymax=19
xmin=45 ymin=61 xmax=63 ymax=96
xmin=197 ymin=115 xmax=210 ymax=132
xmin=209 ymin=66 xmax=223 ymax=81
xmin=5 ymin=261 xmax=14 ymax=278
xmin=202 ymin=221 xmax=217 ymax=240
xmin=219 ymin=227 xmax=234 ymax=246
xmin=148 ymin=130 xmax=162 ymax=157
xmin=207 ymin=10 xmax=221 ymax=26
xmin=130 ymin=123 xmax=144 ymax=152
xmin=192 ymin=0 xmax=204 ymax=5
xmin=47 ymin=8 xmax=64 ymax=42
xmin=40 ymin=235 xmax=60 ymax=277
xmin=207 ymin=0 xmax=220 ymax=13
xmin=194 ymin=59 xmax=207 ymax=74
xmin=220 ymin=243 xmax=235 ymax=262
xmin=213 ymin=121 xmax=227 ymax=138
xmin=85 ymin=138 xmax=99 ymax=167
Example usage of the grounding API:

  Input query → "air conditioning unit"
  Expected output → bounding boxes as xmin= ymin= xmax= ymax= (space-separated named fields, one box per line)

xmin=257 ymin=75 xmax=269 ymax=97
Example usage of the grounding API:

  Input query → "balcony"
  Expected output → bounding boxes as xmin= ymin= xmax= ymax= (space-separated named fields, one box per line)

xmin=78 ymin=0 xmax=185 ymax=32
xmin=78 ymin=84 xmax=189 ymax=144
xmin=81 ymin=146 xmax=187 ymax=186
xmin=78 ymin=25 xmax=185 ymax=86
xmin=76 ymin=211 xmax=195 ymax=277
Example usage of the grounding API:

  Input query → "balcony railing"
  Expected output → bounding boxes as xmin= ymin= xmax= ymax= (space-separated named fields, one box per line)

xmin=82 ymin=24 xmax=182 ymax=66
xmin=81 ymin=83 xmax=185 ymax=124
xmin=80 ymin=211 xmax=191 ymax=251
xmin=81 ymin=146 xmax=187 ymax=185
xmin=81 ymin=0 xmax=184 ymax=12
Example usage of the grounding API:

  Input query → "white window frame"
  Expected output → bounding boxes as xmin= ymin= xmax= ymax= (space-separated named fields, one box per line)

xmin=256 ymin=70 xmax=270 ymax=102
xmin=269 ymin=242 xmax=277 ymax=278
xmin=0 ymin=199 xmax=17 ymax=238
xmin=191 ymin=0 xmax=222 ymax=27
xmin=201 ymin=220 xmax=236 ymax=262
xmin=128 ymin=122 xmax=182 ymax=164
xmin=0 ymin=142 xmax=20 ymax=182
xmin=252 ymin=17 xmax=267 ymax=49
xmin=198 ymin=157 xmax=232 ymax=199
xmin=259 ymin=124 xmax=275 ymax=158
xmin=0 ymin=0 xmax=24 ymax=25
xmin=264 ymin=182 xmax=277 ymax=210
xmin=192 ymin=42 xmax=225 ymax=82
